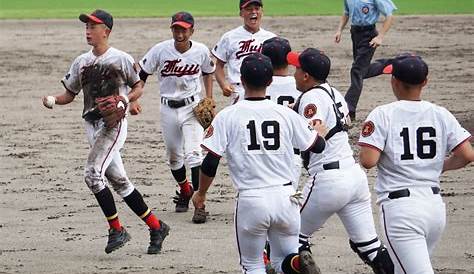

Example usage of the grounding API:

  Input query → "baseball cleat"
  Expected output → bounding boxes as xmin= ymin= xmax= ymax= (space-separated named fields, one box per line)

xmin=105 ymin=227 xmax=131 ymax=254
xmin=192 ymin=207 xmax=208 ymax=224
xmin=299 ymin=250 xmax=321 ymax=274
xmin=173 ymin=189 xmax=193 ymax=212
xmin=147 ymin=220 xmax=170 ymax=254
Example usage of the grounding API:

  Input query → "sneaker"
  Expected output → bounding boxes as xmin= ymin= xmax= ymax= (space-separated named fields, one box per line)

xmin=192 ymin=207 xmax=208 ymax=224
xmin=147 ymin=220 xmax=170 ymax=254
xmin=105 ymin=227 xmax=131 ymax=254
xmin=173 ymin=189 xmax=193 ymax=212
xmin=299 ymin=250 xmax=321 ymax=274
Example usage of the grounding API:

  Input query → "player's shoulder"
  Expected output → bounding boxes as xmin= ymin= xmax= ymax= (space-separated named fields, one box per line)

xmin=191 ymin=40 xmax=210 ymax=51
xmin=108 ymin=47 xmax=135 ymax=61
xmin=257 ymin=27 xmax=276 ymax=37
xmin=220 ymin=26 xmax=245 ymax=39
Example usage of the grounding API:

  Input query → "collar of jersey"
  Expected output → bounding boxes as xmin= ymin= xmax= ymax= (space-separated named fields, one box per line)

xmin=245 ymin=97 xmax=267 ymax=101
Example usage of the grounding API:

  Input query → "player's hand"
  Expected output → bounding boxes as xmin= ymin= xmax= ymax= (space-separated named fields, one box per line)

xmin=192 ymin=191 xmax=206 ymax=209
xmin=221 ymin=84 xmax=235 ymax=97
xmin=334 ymin=31 xmax=342 ymax=43
xmin=129 ymin=100 xmax=142 ymax=115
xmin=310 ymin=119 xmax=328 ymax=139
xmin=369 ymin=35 xmax=383 ymax=48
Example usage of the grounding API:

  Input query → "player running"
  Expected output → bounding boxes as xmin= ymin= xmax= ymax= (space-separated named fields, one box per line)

xmin=359 ymin=54 xmax=473 ymax=273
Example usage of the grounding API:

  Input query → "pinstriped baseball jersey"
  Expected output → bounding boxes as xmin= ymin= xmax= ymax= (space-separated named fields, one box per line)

xmin=358 ymin=100 xmax=471 ymax=195
xmin=139 ymin=39 xmax=215 ymax=100
xmin=202 ymin=99 xmax=317 ymax=191
xmin=296 ymin=83 xmax=353 ymax=171
xmin=62 ymin=47 xmax=139 ymax=116
xmin=212 ymin=26 xmax=275 ymax=85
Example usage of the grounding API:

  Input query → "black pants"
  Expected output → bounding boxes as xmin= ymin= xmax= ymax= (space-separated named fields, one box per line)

xmin=344 ymin=26 xmax=379 ymax=113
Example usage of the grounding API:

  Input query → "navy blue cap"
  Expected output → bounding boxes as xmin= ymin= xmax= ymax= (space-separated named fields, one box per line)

xmin=240 ymin=53 xmax=273 ymax=88
xmin=171 ymin=11 xmax=194 ymax=29
xmin=240 ymin=0 xmax=263 ymax=9
xmin=262 ymin=37 xmax=292 ymax=68
xmin=287 ymin=48 xmax=331 ymax=81
xmin=79 ymin=9 xmax=113 ymax=30
xmin=383 ymin=54 xmax=428 ymax=85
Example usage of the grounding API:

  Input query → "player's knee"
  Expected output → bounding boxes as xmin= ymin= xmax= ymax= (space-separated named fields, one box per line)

xmin=84 ymin=167 xmax=105 ymax=194
xmin=168 ymin=158 xmax=184 ymax=170
xmin=281 ymin=253 xmax=300 ymax=274
xmin=350 ymin=239 xmax=394 ymax=274
xmin=110 ymin=177 xmax=134 ymax=197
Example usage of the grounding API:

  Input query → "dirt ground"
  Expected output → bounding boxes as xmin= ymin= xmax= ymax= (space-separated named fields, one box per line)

xmin=0 ymin=15 xmax=473 ymax=274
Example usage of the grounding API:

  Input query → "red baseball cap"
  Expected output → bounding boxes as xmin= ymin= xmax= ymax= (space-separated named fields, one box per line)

xmin=287 ymin=48 xmax=331 ymax=81
xmin=240 ymin=0 xmax=263 ymax=9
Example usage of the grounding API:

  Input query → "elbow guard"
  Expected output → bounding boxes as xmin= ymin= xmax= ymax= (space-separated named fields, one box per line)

xmin=201 ymin=153 xmax=220 ymax=177
xmin=309 ymin=135 xmax=326 ymax=154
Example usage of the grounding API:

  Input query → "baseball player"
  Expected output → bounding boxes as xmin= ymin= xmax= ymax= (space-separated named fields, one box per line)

xmin=287 ymin=48 xmax=394 ymax=273
xmin=138 ymin=12 xmax=215 ymax=214
xmin=212 ymin=0 xmax=276 ymax=105
xmin=42 ymin=9 xmax=169 ymax=254
xmin=261 ymin=36 xmax=302 ymax=187
xmin=358 ymin=54 xmax=473 ymax=273
xmin=192 ymin=53 xmax=326 ymax=274
xmin=334 ymin=0 xmax=396 ymax=120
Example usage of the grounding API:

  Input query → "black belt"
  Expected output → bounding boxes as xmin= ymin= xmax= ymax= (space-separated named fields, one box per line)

xmin=161 ymin=96 xmax=195 ymax=108
xmin=351 ymin=24 xmax=376 ymax=32
xmin=388 ymin=187 xmax=440 ymax=200
xmin=322 ymin=161 xmax=339 ymax=170
xmin=283 ymin=182 xmax=292 ymax=186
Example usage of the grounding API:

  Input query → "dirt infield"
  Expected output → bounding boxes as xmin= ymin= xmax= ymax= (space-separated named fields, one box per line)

xmin=0 ymin=16 xmax=473 ymax=274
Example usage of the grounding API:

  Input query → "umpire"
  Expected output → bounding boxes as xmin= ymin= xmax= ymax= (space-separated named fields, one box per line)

xmin=335 ymin=0 xmax=396 ymax=120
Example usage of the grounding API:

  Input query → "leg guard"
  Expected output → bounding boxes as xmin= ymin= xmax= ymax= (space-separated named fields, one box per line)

xmin=350 ymin=239 xmax=394 ymax=274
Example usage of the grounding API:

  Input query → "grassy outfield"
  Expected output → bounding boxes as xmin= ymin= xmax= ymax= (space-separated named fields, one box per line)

xmin=0 ymin=0 xmax=473 ymax=19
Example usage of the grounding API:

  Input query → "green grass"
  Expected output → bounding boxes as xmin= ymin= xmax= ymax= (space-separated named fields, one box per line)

xmin=0 ymin=0 xmax=473 ymax=19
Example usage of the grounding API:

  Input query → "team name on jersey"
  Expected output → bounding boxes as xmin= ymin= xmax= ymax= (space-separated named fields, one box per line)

xmin=236 ymin=39 xmax=262 ymax=59
xmin=161 ymin=59 xmax=200 ymax=77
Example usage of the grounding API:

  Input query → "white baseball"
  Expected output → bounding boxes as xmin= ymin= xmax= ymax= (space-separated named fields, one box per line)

xmin=44 ymin=96 xmax=56 ymax=109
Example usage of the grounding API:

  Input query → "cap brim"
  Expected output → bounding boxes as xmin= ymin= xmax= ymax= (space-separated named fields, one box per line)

xmin=79 ymin=14 xmax=104 ymax=24
xmin=383 ymin=64 xmax=393 ymax=74
xmin=171 ymin=21 xmax=192 ymax=29
xmin=241 ymin=0 xmax=263 ymax=8
xmin=287 ymin=52 xmax=301 ymax=68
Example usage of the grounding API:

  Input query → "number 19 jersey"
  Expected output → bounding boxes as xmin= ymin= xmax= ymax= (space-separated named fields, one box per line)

xmin=358 ymin=100 xmax=471 ymax=195
xmin=202 ymin=99 xmax=318 ymax=191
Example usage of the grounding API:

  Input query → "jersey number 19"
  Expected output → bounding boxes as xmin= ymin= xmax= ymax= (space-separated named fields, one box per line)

xmin=246 ymin=120 xmax=280 ymax=151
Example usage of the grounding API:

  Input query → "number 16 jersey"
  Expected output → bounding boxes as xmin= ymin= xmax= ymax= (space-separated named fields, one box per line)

xmin=202 ymin=99 xmax=318 ymax=191
xmin=358 ymin=100 xmax=471 ymax=195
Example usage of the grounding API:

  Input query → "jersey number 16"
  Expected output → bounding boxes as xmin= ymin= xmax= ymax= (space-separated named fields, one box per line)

xmin=400 ymin=126 xmax=437 ymax=160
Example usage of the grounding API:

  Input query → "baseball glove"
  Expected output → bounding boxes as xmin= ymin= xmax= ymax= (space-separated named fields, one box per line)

xmin=82 ymin=64 xmax=122 ymax=99
xmin=193 ymin=97 xmax=216 ymax=129
xmin=95 ymin=95 xmax=128 ymax=129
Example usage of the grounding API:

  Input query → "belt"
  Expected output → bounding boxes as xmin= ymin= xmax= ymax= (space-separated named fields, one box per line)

xmin=161 ymin=96 xmax=195 ymax=108
xmin=283 ymin=182 xmax=292 ymax=186
xmin=351 ymin=24 xmax=376 ymax=32
xmin=388 ymin=187 xmax=440 ymax=200
xmin=322 ymin=161 xmax=339 ymax=170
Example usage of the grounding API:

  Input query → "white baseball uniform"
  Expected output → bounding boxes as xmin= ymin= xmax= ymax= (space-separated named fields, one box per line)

xmin=139 ymin=39 xmax=215 ymax=170
xmin=358 ymin=100 xmax=471 ymax=274
xmin=62 ymin=47 xmax=139 ymax=197
xmin=266 ymin=76 xmax=303 ymax=188
xmin=202 ymin=98 xmax=318 ymax=274
xmin=295 ymin=83 xmax=382 ymax=257
xmin=212 ymin=26 xmax=275 ymax=104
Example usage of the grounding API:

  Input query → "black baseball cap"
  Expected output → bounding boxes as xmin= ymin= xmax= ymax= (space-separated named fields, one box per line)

xmin=383 ymin=54 xmax=428 ymax=85
xmin=240 ymin=53 xmax=273 ymax=88
xmin=262 ymin=37 xmax=292 ymax=68
xmin=171 ymin=11 xmax=194 ymax=29
xmin=79 ymin=9 xmax=113 ymax=30
xmin=240 ymin=0 xmax=263 ymax=9
xmin=287 ymin=48 xmax=331 ymax=81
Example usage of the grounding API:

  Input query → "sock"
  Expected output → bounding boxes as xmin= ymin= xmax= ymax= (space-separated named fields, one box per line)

xmin=171 ymin=165 xmax=187 ymax=183
xmin=123 ymin=188 xmax=160 ymax=230
xmin=191 ymin=166 xmax=200 ymax=191
xmin=94 ymin=187 xmax=122 ymax=231
xmin=142 ymin=211 xmax=161 ymax=230
xmin=179 ymin=180 xmax=193 ymax=196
